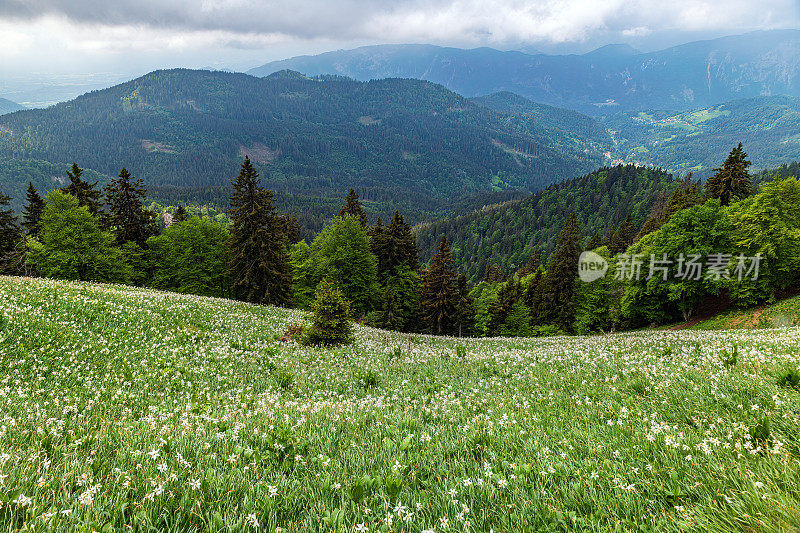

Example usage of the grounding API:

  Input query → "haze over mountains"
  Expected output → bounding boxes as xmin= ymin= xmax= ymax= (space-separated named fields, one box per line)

xmin=0 ymin=98 xmax=24 ymax=115
xmin=249 ymin=30 xmax=800 ymax=115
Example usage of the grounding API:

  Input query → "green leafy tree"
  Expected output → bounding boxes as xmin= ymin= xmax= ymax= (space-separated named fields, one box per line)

xmin=21 ymin=182 xmax=46 ymax=238
xmin=303 ymin=279 xmax=353 ymax=346
xmin=573 ymin=246 xmax=621 ymax=334
xmin=303 ymin=214 xmax=379 ymax=316
xmin=104 ymin=168 xmax=158 ymax=246
xmin=26 ymin=191 xmax=129 ymax=282
xmin=499 ymin=300 xmax=532 ymax=337
xmin=147 ymin=217 xmax=231 ymax=297
xmin=706 ymin=143 xmax=753 ymax=206
xmin=727 ymin=177 xmax=800 ymax=306
xmin=61 ymin=163 xmax=102 ymax=217
xmin=454 ymin=272 xmax=476 ymax=337
xmin=228 ymin=157 xmax=292 ymax=306
xmin=621 ymin=200 xmax=733 ymax=325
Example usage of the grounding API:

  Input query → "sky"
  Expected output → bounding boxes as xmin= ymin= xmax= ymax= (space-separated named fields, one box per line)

xmin=2 ymin=0 xmax=799 ymax=106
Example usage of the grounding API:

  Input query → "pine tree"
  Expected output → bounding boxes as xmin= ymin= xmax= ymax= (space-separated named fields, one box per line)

xmin=228 ymin=157 xmax=292 ymax=306
xmin=537 ymin=212 xmax=581 ymax=332
xmin=664 ymin=172 xmax=702 ymax=219
xmin=454 ymin=272 xmax=476 ymax=337
xmin=0 ymin=191 xmax=21 ymax=273
xmin=62 ymin=163 xmax=102 ymax=216
xmin=104 ymin=168 xmax=157 ymax=246
xmin=174 ymin=205 xmax=189 ymax=223
xmin=21 ymin=182 xmax=46 ymax=238
xmin=706 ymin=143 xmax=753 ymax=206
xmin=339 ymin=188 xmax=368 ymax=227
xmin=302 ymin=279 xmax=353 ymax=346
xmin=585 ymin=233 xmax=603 ymax=250
xmin=419 ymin=236 xmax=459 ymax=335
xmin=609 ymin=215 xmax=637 ymax=255
xmin=371 ymin=211 xmax=419 ymax=279
xmin=488 ymin=277 xmax=522 ymax=335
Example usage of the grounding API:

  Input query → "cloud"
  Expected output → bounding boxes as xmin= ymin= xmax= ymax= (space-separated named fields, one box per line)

xmin=1 ymin=0 xmax=798 ymax=47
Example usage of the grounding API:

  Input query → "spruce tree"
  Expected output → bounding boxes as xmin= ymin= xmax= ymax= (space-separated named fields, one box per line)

xmin=488 ymin=277 xmax=522 ymax=335
xmin=664 ymin=172 xmax=702 ymax=218
xmin=419 ymin=236 xmax=459 ymax=335
xmin=104 ymin=168 xmax=157 ymax=246
xmin=339 ymin=188 xmax=368 ymax=227
xmin=609 ymin=215 xmax=637 ymax=255
xmin=706 ymin=143 xmax=753 ymax=206
xmin=454 ymin=272 xmax=476 ymax=337
xmin=21 ymin=182 xmax=46 ymax=238
xmin=62 ymin=163 xmax=102 ymax=216
xmin=228 ymin=157 xmax=292 ymax=306
xmin=371 ymin=211 xmax=419 ymax=279
xmin=0 ymin=191 xmax=21 ymax=273
xmin=537 ymin=212 xmax=581 ymax=332
xmin=174 ymin=205 xmax=189 ymax=223
xmin=302 ymin=279 xmax=353 ymax=346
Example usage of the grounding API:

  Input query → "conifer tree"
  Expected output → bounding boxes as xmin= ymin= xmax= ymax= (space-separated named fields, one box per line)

xmin=228 ymin=157 xmax=292 ymax=306
xmin=174 ymin=205 xmax=189 ymax=223
xmin=104 ymin=168 xmax=157 ymax=246
xmin=371 ymin=211 xmax=419 ymax=279
xmin=0 ymin=191 xmax=21 ymax=273
xmin=419 ymin=236 xmax=459 ymax=335
xmin=303 ymin=279 xmax=353 ymax=346
xmin=21 ymin=182 xmax=46 ymax=238
xmin=585 ymin=233 xmax=603 ymax=250
xmin=537 ymin=212 xmax=581 ymax=332
xmin=62 ymin=163 xmax=102 ymax=216
xmin=609 ymin=215 xmax=637 ymax=255
xmin=706 ymin=143 xmax=753 ymax=206
xmin=339 ymin=188 xmax=368 ymax=227
xmin=488 ymin=277 xmax=522 ymax=335
xmin=664 ymin=172 xmax=702 ymax=219
xmin=455 ymin=272 xmax=476 ymax=337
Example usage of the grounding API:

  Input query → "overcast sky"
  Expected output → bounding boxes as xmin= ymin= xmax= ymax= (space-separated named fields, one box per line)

xmin=1 ymin=0 xmax=799 ymax=104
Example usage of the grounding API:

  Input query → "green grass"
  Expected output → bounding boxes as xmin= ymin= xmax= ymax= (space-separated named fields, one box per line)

xmin=1 ymin=276 xmax=800 ymax=531
xmin=690 ymin=295 xmax=800 ymax=331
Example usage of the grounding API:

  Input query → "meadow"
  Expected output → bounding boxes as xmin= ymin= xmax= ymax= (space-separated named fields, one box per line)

xmin=0 ymin=275 xmax=799 ymax=532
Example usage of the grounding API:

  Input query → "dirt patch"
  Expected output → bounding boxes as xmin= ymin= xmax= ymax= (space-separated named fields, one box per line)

xmin=239 ymin=143 xmax=280 ymax=164
xmin=142 ymin=139 xmax=177 ymax=154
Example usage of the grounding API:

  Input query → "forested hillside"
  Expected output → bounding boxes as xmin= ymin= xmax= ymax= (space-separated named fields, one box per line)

xmin=415 ymin=164 xmax=675 ymax=280
xmin=0 ymin=68 xmax=605 ymax=225
xmin=605 ymin=96 xmax=800 ymax=175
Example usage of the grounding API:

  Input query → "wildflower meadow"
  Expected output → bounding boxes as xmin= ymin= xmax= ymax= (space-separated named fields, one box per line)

xmin=0 ymin=275 xmax=799 ymax=532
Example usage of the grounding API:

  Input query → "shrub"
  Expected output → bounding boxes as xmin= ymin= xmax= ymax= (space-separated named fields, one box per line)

xmin=777 ymin=367 xmax=800 ymax=390
xmin=280 ymin=323 xmax=305 ymax=342
xmin=302 ymin=279 xmax=353 ymax=346
xmin=273 ymin=368 xmax=294 ymax=390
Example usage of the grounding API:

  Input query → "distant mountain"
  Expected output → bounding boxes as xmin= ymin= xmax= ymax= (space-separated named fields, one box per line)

xmin=0 ymin=68 xmax=606 ymax=231
xmin=249 ymin=30 xmax=800 ymax=115
xmin=604 ymin=95 xmax=800 ymax=175
xmin=0 ymin=98 xmax=24 ymax=115
xmin=415 ymin=165 xmax=675 ymax=280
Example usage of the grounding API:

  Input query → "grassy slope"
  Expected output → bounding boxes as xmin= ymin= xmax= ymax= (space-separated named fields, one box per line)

xmin=689 ymin=295 xmax=800 ymax=331
xmin=2 ymin=276 xmax=800 ymax=531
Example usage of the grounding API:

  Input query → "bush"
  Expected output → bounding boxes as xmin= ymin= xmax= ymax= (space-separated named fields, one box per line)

xmin=302 ymin=279 xmax=353 ymax=346
xmin=777 ymin=367 xmax=800 ymax=390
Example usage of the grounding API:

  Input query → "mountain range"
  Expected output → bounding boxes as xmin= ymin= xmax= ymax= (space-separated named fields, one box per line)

xmin=0 ymin=68 xmax=607 ymax=230
xmin=0 ymin=98 xmax=24 ymax=115
xmin=249 ymin=30 xmax=800 ymax=115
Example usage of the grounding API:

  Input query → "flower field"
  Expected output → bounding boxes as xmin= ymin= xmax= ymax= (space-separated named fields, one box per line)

xmin=1 ymin=276 xmax=800 ymax=532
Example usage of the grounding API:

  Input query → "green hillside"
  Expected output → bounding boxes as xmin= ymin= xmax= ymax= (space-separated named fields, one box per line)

xmin=605 ymin=96 xmax=800 ymax=175
xmin=689 ymin=294 xmax=800 ymax=330
xmin=0 ymin=69 xmax=605 ymax=222
xmin=415 ymin=164 xmax=674 ymax=279
xmin=2 ymin=275 xmax=800 ymax=531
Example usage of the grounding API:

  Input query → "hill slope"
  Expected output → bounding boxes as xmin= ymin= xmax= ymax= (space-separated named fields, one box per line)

xmin=2 ymin=274 xmax=800 ymax=531
xmin=415 ymin=164 xmax=674 ymax=279
xmin=0 ymin=98 xmax=24 ymax=115
xmin=0 ymin=68 xmax=606 ymax=220
xmin=604 ymin=95 xmax=800 ymax=175
xmin=249 ymin=30 xmax=800 ymax=115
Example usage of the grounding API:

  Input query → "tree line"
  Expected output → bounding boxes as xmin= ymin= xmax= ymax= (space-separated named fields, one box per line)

xmin=0 ymin=143 xmax=796 ymax=340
